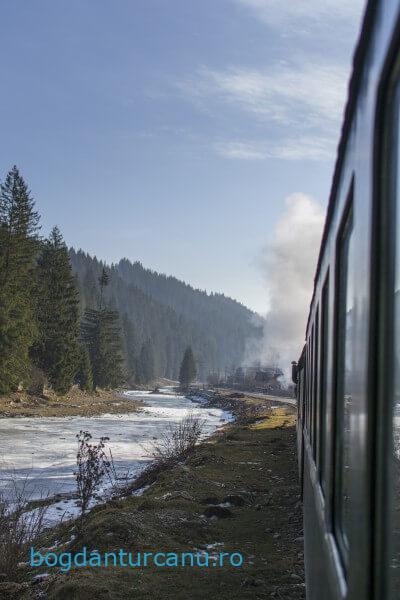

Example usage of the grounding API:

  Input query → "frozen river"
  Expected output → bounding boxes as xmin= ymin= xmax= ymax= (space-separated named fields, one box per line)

xmin=0 ymin=389 xmax=231 ymax=523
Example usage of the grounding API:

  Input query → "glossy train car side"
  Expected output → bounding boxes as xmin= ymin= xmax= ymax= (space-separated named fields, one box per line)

xmin=294 ymin=2 xmax=400 ymax=598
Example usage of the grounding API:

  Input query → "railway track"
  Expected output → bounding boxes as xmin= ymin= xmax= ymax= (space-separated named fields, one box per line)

xmin=233 ymin=390 xmax=297 ymax=407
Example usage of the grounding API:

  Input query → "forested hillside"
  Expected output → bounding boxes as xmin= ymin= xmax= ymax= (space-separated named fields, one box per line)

xmin=0 ymin=165 xmax=261 ymax=396
xmin=70 ymin=250 xmax=261 ymax=381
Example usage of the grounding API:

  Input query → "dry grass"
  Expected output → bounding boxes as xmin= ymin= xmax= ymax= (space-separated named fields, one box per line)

xmin=0 ymin=387 xmax=142 ymax=418
xmin=250 ymin=407 xmax=296 ymax=430
xmin=0 ymin=477 xmax=48 ymax=580
xmin=148 ymin=413 xmax=206 ymax=467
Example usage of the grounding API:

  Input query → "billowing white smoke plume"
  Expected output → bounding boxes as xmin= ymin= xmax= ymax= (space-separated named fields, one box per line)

xmin=250 ymin=193 xmax=325 ymax=378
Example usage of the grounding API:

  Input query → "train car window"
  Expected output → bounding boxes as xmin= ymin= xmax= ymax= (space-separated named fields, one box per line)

xmin=312 ymin=307 xmax=319 ymax=461
xmin=318 ymin=277 xmax=329 ymax=495
xmin=300 ymin=350 xmax=305 ymax=427
xmin=309 ymin=337 xmax=312 ymax=438
xmin=300 ymin=368 xmax=304 ymax=425
xmin=309 ymin=326 xmax=315 ymax=442
xmin=389 ymin=106 xmax=400 ymax=597
xmin=298 ymin=359 xmax=304 ymax=426
xmin=334 ymin=206 xmax=354 ymax=569
xmin=390 ymin=270 xmax=400 ymax=591
xmin=304 ymin=346 xmax=308 ymax=433
xmin=306 ymin=339 xmax=311 ymax=436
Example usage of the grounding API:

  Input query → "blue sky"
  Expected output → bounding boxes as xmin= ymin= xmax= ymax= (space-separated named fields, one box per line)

xmin=0 ymin=1 xmax=365 ymax=312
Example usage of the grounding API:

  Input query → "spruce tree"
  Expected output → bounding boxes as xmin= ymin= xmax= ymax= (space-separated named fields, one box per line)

xmin=122 ymin=313 xmax=137 ymax=380
xmin=98 ymin=267 xmax=109 ymax=310
xmin=81 ymin=266 xmax=124 ymax=389
xmin=137 ymin=340 xmax=155 ymax=385
xmin=76 ymin=343 xmax=93 ymax=392
xmin=179 ymin=346 xmax=197 ymax=389
xmin=81 ymin=308 xmax=124 ymax=389
xmin=0 ymin=167 xmax=40 ymax=393
xmin=31 ymin=227 xmax=80 ymax=394
xmin=82 ymin=267 xmax=99 ymax=311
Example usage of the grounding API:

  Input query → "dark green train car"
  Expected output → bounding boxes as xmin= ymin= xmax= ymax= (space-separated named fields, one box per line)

xmin=293 ymin=1 xmax=400 ymax=598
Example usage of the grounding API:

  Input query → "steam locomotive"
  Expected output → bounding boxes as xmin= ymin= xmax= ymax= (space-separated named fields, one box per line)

xmin=292 ymin=1 xmax=400 ymax=598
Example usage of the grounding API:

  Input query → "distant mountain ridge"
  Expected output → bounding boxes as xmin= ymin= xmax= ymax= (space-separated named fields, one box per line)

xmin=69 ymin=249 xmax=262 ymax=381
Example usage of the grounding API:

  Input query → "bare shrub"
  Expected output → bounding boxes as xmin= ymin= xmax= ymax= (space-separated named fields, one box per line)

xmin=0 ymin=478 xmax=48 ymax=580
xmin=104 ymin=448 xmax=134 ymax=495
xmin=148 ymin=413 xmax=205 ymax=466
xmin=75 ymin=431 xmax=116 ymax=527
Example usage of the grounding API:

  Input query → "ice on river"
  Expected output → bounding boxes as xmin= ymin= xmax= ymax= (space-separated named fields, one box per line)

xmin=0 ymin=389 xmax=232 ymax=525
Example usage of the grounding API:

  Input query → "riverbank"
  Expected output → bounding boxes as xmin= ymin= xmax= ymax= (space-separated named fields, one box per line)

xmin=0 ymin=387 xmax=142 ymax=418
xmin=5 ymin=396 xmax=304 ymax=600
xmin=0 ymin=390 xmax=230 ymax=528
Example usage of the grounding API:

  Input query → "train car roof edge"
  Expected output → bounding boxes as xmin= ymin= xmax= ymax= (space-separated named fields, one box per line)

xmin=305 ymin=0 xmax=377 ymax=336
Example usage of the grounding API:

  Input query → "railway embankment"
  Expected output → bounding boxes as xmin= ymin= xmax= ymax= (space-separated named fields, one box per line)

xmin=4 ymin=392 xmax=304 ymax=600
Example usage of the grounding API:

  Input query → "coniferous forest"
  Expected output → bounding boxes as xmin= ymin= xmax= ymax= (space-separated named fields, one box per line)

xmin=70 ymin=251 xmax=262 ymax=382
xmin=0 ymin=167 xmax=262 ymax=395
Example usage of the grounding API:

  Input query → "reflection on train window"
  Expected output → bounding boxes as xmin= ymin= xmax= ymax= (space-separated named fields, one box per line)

xmin=390 ymin=138 xmax=400 ymax=597
xmin=310 ymin=325 xmax=314 ymax=441
xmin=312 ymin=308 xmax=319 ymax=461
xmin=304 ymin=346 xmax=308 ymax=432
xmin=318 ymin=277 xmax=329 ymax=495
xmin=334 ymin=208 xmax=354 ymax=569
xmin=307 ymin=338 xmax=312 ymax=434
xmin=306 ymin=339 xmax=309 ymax=433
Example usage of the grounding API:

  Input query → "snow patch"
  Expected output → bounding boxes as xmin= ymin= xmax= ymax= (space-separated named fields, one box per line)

xmin=0 ymin=390 xmax=232 ymax=527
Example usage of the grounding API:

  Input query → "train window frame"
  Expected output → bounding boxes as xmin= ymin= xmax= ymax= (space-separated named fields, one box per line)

xmin=309 ymin=325 xmax=315 ymax=443
xmin=376 ymin=55 xmax=400 ymax=600
xmin=306 ymin=335 xmax=312 ymax=438
xmin=312 ymin=306 xmax=320 ymax=462
xmin=370 ymin=38 xmax=400 ymax=599
xmin=318 ymin=274 xmax=329 ymax=495
xmin=332 ymin=197 xmax=354 ymax=572
xmin=389 ymin=91 xmax=400 ymax=600
xmin=304 ymin=344 xmax=308 ymax=435
xmin=300 ymin=365 xmax=305 ymax=426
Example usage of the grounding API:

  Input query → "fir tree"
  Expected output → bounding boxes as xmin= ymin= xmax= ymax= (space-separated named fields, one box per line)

xmin=76 ymin=343 xmax=93 ymax=392
xmin=31 ymin=227 xmax=80 ymax=394
xmin=0 ymin=167 xmax=40 ymax=393
xmin=0 ymin=166 xmax=40 ymax=286
xmin=81 ymin=308 xmax=124 ymax=389
xmin=137 ymin=340 xmax=155 ymax=385
xmin=98 ymin=267 xmax=109 ymax=310
xmin=82 ymin=267 xmax=99 ymax=312
xmin=122 ymin=313 xmax=137 ymax=380
xmin=179 ymin=346 xmax=197 ymax=389
xmin=81 ymin=266 xmax=124 ymax=389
